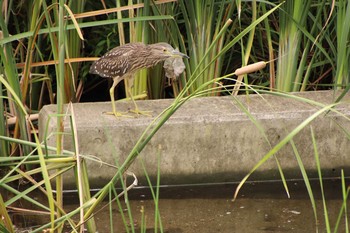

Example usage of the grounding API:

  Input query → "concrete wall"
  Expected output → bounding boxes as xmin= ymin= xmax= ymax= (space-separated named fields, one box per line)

xmin=39 ymin=91 xmax=350 ymax=189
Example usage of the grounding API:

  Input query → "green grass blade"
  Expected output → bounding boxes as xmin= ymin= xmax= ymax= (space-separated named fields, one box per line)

xmin=333 ymin=169 xmax=349 ymax=233
xmin=290 ymin=140 xmax=318 ymax=228
xmin=311 ymin=127 xmax=331 ymax=232
xmin=0 ymin=16 xmax=174 ymax=46
xmin=233 ymin=102 xmax=339 ymax=201
xmin=0 ymin=194 xmax=14 ymax=233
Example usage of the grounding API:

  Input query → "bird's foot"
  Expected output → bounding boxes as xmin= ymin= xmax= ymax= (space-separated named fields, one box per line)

xmin=104 ymin=111 xmax=134 ymax=118
xmin=129 ymin=108 xmax=152 ymax=117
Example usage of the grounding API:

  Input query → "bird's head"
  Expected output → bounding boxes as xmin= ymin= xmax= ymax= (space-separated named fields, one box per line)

xmin=149 ymin=43 xmax=189 ymax=60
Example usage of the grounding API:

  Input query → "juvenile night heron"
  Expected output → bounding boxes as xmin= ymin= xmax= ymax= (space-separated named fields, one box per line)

xmin=89 ymin=42 xmax=188 ymax=117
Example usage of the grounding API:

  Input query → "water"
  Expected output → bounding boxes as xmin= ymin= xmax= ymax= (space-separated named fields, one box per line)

xmin=11 ymin=179 xmax=349 ymax=232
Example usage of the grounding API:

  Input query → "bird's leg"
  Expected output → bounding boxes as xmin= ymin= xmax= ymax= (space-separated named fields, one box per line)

xmin=127 ymin=76 xmax=152 ymax=117
xmin=104 ymin=76 xmax=132 ymax=117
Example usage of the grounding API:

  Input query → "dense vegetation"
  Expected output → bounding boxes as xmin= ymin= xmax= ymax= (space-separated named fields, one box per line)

xmin=0 ymin=1 xmax=349 ymax=232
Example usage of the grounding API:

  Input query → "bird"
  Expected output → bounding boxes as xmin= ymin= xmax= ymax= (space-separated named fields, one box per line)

xmin=89 ymin=42 xmax=189 ymax=117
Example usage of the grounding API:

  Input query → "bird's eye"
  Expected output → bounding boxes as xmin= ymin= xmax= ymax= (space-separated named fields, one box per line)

xmin=163 ymin=49 xmax=167 ymax=52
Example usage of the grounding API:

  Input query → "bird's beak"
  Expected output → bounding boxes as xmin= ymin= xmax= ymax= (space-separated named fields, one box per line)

xmin=171 ymin=50 xmax=189 ymax=59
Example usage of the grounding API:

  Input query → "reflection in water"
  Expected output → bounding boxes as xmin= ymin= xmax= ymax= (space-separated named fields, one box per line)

xmin=11 ymin=179 xmax=348 ymax=233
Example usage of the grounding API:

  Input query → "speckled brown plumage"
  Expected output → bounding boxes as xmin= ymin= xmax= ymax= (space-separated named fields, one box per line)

xmin=90 ymin=42 xmax=178 ymax=78
xmin=89 ymin=42 xmax=188 ymax=117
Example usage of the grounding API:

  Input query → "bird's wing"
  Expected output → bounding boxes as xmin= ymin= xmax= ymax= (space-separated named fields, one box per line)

xmin=90 ymin=56 xmax=130 ymax=78
xmin=101 ymin=42 xmax=145 ymax=59
xmin=90 ymin=43 xmax=147 ymax=78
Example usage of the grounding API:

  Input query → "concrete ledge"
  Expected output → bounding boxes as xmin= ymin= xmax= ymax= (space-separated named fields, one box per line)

xmin=39 ymin=91 xmax=350 ymax=189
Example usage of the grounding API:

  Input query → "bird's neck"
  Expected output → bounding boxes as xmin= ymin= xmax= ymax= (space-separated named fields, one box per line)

xmin=143 ymin=52 xmax=166 ymax=68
